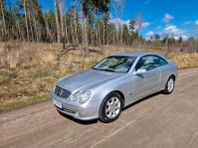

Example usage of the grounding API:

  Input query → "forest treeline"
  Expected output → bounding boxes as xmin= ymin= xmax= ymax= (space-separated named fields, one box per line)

xmin=0 ymin=0 xmax=198 ymax=53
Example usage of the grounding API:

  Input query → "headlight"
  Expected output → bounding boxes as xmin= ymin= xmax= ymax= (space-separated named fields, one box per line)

xmin=70 ymin=90 xmax=92 ymax=104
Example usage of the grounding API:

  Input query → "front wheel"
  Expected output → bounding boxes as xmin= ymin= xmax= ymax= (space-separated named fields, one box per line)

xmin=163 ymin=76 xmax=175 ymax=94
xmin=99 ymin=92 xmax=123 ymax=123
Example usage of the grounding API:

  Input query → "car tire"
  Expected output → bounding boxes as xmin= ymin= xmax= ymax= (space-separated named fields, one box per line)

xmin=99 ymin=92 xmax=123 ymax=123
xmin=163 ymin=76 xmax=175 ymax=94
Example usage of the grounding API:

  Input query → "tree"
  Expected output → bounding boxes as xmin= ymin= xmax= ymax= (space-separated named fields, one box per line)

xmin=31 ymin=0 xmax=44 ymax=42
xmin=136 ymin=11 xmax=143 ymax=33
xmin=23 ymin=0 xmax=29 ymax=42
xmin=113 ymin=0 xmax=125 ymax=46
xmin=188 ymin=37 xmax=194 ymax=50
xmin=53 ymin=0 xmax=61 ymax=43
xmin=7 ymin=0 xmax=14 ymax=38
xmin=0 ymin=0 xmax=7 ymax=37
xmin=123 ymin=24 xmax=130 ymax=45
xmin=58 ymin=0 xmax=66 ymax=49
xmin=178 ymin=36 xmax=183 ymax=47
xmin=129 ymin=17 xmax=136 ymax=32
xmin=102 ymin=12 xmax=110 ymax=45
xmin=154 ymin=34 xmax=160 ymax=40
xmin=80 ymin=0 xmax=110 ymax=53
xmin=129 ymin=16 xmax=140 ymax=45
xmin=44 ymin=10 xmax=57 ymax=42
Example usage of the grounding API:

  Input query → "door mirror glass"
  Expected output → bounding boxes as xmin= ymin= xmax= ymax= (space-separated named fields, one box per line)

xmin=134 ymin=68 xmax=146 ymax=75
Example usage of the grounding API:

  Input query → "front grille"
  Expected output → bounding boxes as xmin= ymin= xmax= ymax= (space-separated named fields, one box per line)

xmin=55 ymin=86 xmax=71 ymax=98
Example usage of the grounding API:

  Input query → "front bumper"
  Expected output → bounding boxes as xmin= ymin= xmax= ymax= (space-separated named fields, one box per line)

xmin=51 ymin=91 xmax=99 ymax=121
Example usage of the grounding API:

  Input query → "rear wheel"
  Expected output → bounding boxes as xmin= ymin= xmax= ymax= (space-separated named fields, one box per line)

xmin=99 ymin=92 xmax=123 ymax=123
xmin=163 ymin=76 xmax=175 ymax=94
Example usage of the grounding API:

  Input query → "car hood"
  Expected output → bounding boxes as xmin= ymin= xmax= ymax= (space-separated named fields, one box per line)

xmin=56 ymin=69 xmax=122 ymax=92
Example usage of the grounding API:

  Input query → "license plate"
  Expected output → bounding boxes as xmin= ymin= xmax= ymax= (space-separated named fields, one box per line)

xmin=53 ymin=99 xmax=62 ymax=109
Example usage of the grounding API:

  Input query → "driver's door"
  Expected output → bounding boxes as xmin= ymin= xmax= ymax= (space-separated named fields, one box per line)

xmin=132 ymin=55 xmax=161 ymax=100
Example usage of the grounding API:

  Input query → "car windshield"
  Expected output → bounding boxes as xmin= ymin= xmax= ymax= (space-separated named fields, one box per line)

xmin=92 ymin=56 xmax=136 ymax=73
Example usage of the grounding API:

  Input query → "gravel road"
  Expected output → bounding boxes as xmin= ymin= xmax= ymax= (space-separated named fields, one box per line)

xmin=1 ymin=68 xmax=198 ymax=148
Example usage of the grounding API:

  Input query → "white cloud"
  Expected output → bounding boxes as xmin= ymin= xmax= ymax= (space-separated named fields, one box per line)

xmin=184 ymin=20 xmax=198 ymax=26
xmin=142 ymin=22 xmax=150 ymax=28
xmin=110 ymin=18 xmax=130 ymax=25
xmin=174 ymin=35 xmax=188 ymax=40
xmin=161 ymin=25 xmax=185 ymax=35
xmin=181 ymin=35 xmax=188 ymax=40
xmin=145 ymin=31 xmax=154 ymax=40
xmin=161 ymin=25 xmax=187 ymax=40
xmin=195 ymin=20 xmax=198 ymax=26
xmin=146 ymin=31 xmax=154 ymax=36
xmin=162 ymin=13 xmax=174 ymax=23
xmin=110 ymin=17 xmax=149 ymax=32
xmin=184 ymin=21 xmax=192 ymax=25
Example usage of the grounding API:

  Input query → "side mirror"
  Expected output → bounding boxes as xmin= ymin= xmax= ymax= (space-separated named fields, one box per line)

xmin=134 ymin=69 xmax=146 ymax=75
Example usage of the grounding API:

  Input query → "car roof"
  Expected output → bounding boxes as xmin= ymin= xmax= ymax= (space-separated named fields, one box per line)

xmin=113 ymin=51 xmax=161 ymax=58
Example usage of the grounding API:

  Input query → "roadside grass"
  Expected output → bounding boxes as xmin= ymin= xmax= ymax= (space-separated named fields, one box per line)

xmin=171 ymin=52 xmax=198 ymax=69
xmin=0 ymin=93 xmax=48 ymax=112
xmin=0 ymin=41 xmax=198 ymax=112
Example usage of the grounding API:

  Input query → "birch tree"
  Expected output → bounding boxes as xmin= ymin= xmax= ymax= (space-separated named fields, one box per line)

xmin=58 ymin=0 xmax=66 ymax=49
xmin=53 ymin=0 xmax=61 ymax=43
xmin=23 ymin=0 xmax=30 ymax=42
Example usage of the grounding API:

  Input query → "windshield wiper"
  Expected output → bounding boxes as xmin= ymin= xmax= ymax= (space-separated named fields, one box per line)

xmin=92 ymin=67 xmax=116 ymax=72
xmin=102 ymin=68 xmax=116 ymax=72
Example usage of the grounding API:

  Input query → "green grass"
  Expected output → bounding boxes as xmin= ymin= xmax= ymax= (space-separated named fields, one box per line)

xmin=0 ymin=69 xmax=17 ymax=84
xmin=0 ymin=93 xmax=49 ymax=112
xmin=34 ymin=70 xmax=50 ymax=78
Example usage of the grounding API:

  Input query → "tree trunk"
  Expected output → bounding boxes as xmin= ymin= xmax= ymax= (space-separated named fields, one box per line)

xmin=23 ymin=0 xmax=30 ymax=42
xmin=0 ymin=0 xmax=7 ymax=37
xmin=58 ymin=0 xmax=66 ymax=49
xmin=82 ymin=12 xmax=89 ymax=53
xmin=64 ymin=19 xmax=69 ymax=44
xmin=120 ymin=24 xmax=123 ymax=46
xmin=28 ymin=13 xmax=34 ymax=41
xmin=53 ymin=0 xmax=61 ymax=43
xmin=32 ymin=8 xmax=39 ymax=42
xmin=44 ymin=14 xmax=51 ymax=42
xmin=73 ymin=0 xmax=78 ymax=45
xmin=70 ymin=20 xmax=75 ymax=44
xmin=103 ymin=22 xmax=105 ymax=46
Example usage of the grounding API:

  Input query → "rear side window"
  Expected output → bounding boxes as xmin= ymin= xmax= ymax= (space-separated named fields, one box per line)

xmin=153 ymin=56 xmax=167 ymax=66
xmin=135 ymin=55 xmax=167 ymax=71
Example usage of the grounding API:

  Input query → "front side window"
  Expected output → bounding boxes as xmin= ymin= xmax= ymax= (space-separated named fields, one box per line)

xmin=92 ymin=56 xmax=136 ymax=73
xmin=135 ymin=55 xmax=167 ymax=71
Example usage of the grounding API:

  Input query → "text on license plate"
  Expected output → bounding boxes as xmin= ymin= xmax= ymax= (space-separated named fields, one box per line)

xmin=53 ymin=99 xmax=62 ymax=108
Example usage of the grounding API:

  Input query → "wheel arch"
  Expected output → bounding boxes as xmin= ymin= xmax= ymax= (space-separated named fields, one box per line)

xmin=169 ymin=74 xmax=176 ymax=81
xmin=107 ymin=90 xmax=125 ymax=107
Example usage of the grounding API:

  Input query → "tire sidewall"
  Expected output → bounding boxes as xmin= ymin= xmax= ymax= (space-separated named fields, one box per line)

xmin=165 ymin=77 xmax=175 ymax=94
xmin=99 ymin=92 xmax=123 ymax=123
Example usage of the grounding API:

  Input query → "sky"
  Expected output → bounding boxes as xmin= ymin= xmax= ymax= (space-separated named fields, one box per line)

xmin=10 ymin=0 xmax=198 ymax=39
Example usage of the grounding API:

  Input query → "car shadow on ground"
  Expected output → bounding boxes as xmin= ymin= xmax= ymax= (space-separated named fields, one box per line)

xmin=57 ymin=91 xmax=163 ymax=125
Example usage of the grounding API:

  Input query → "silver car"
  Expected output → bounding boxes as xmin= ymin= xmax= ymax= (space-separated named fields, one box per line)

xmin=51 ymin=52 xmax=177 ymax=122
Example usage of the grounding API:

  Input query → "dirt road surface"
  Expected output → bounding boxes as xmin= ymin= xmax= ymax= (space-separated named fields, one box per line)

xmin=1 ymin=68 xmax=198 ymax=148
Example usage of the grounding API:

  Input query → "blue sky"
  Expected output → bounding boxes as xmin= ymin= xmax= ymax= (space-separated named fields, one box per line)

xmin=10 ymin=0 xmax=198 ymax=39
xmin=110 ymin=0 xmax=198 ymax=39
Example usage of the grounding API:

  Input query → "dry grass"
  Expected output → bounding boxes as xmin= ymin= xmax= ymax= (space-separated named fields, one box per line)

xmin=171 ymin=52 xmax=198 ymax=69
xmin=0 ymin=41 xmax=198 ymax=111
